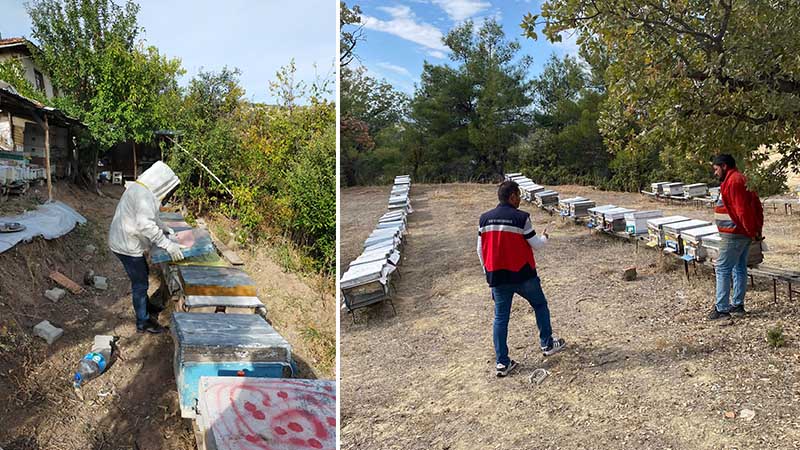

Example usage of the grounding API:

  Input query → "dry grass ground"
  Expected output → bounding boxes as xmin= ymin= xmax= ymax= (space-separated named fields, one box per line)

xmin=0 ymin=181 xmax=332 ymax=450
xmin=340 ymin=183 xmax=800 ymax=450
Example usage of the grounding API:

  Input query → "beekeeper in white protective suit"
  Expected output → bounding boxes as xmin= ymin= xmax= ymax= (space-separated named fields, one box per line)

xmin=108 ymin=161 xmax=184 ymax=334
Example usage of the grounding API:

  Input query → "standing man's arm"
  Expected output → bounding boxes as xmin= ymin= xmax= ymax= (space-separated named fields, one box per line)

xmin=725 ymin=177 xmax=758 ymax=238
xmin=477 ymin=229 xmax=485 ymax=271
xmin=523 ymin=217 xmax=548 ymax=250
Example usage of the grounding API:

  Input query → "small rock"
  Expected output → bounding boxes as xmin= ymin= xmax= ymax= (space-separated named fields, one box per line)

xmin=93 ymin=276 xmax=108 ymax=290
xmin=740 ymin=409 xmax=755 ymax=421
xmin=623 ymin=267 xmax=637 ymax=281
xmin=33 ymin=320 xmax=63 ymax=345
xmin=85 ymin=244 xmax=97 ymax=254
xmin=44 ymin=287 xmax=67 ymax=302
xmin=724 ymin=411 xmax=736 ymax=419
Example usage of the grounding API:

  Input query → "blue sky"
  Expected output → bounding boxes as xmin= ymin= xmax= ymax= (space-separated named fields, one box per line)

xmin=349 ymin=0 xmax=579 ymax=94
xmin=0 ymin=0 xmax=336 ymax=104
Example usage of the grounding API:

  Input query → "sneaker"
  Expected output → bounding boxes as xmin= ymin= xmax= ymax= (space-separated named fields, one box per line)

xmin=542 ymin=338 xmax=567 ymax=357
xmin=495 ymin=360 xmax=518 ymax=377
xmin=136 ymin=320 xmax=167 ymax=334
xmin=707 ymin=308 xmax=731 ymax=321
xmin=729 ymin=304 xmax=746 ymax=317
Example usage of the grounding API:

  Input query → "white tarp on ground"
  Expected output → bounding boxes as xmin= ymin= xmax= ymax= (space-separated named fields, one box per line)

xmin=0 ymin=201 xmax=87 ymax=253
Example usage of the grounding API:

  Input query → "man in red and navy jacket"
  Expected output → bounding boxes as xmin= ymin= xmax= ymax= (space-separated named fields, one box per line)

xmin=477 ymin=180 xmax=566 ymax=377
xmin=709 ymin=154 xmax=764 ymax=321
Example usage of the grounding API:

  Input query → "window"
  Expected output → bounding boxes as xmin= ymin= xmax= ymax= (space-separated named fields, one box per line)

xmin=34 ymin=70 xmax=45 ymax=92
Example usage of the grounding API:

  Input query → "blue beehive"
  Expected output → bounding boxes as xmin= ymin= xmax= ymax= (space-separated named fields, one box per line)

xmin=171 ymin=312 xmax=293 ymax=418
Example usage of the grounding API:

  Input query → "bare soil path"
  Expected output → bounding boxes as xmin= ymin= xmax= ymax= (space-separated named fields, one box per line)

xmin=340 ymin=183 xmax=800 ymax=450
xmin=0 ymin=182 xmax=331 ymax=450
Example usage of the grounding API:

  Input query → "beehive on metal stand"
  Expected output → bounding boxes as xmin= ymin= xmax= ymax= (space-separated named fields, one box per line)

xmin=558 ymin=197 xmax=588 ymax=216
xmin=587 ymin=205 xmax=617 ymax=229
xmin=702 ymin=235 xmax=764 ymax=266
xmin=535 ymin=190 xmax=559 ymax=207
xmin=602 ymin=208 xmax=637 ymax=232
xmin=662 ymin=219 xmax=712 ymax=255
xmin=651 ymin=182 xmax=671 ymax=195
xmin=646 ymin=215 xmax=691 ymax=248
xmin=679 ymin=225 xmax=719 ymax=261
xmin=625 ymin=210 xmax=663 ymax=235
xmin=570 ymin=200 xmax=596 ymax=218
xmin=340 ymin=259 xmax=396 ymax=311
xmin=171 ymin=312 xmax=293 ymax=419
xmin=663 ymin=182 xmax=685 ymax=197
xmin=683 ymin=183 xmax=709 ymax=198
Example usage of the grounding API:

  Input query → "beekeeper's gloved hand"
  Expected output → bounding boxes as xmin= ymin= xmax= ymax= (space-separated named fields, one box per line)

xmin=165 ymin=241 xmax=185 ymax=262
xmin=164 ymin=227 xmax=175 ymax=236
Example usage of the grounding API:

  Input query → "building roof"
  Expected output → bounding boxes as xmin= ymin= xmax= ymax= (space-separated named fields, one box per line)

xmin=0 ymin=37 xmax=31 ymax=51
xmin=0 ymin=81 xmax=84 ymax=128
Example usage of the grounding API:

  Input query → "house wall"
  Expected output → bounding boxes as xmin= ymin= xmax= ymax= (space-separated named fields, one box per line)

xmin=0 ymin=51 xmax=55 ymax=99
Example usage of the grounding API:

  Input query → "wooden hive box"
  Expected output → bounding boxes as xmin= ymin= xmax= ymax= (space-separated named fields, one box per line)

xmin=651 ymin=182 xmax=670 ymax=195
xmin=179 ymin=266 xmax=257 ymax=297
xmin=702 ymin=235 xmax=764 ymax=266
xmin=646 ymin=215 xmax=691 ymax=247
xmin=601 ymin=208 xmax=636 ymax=232
xmin=663 ymin=182 xmax=685 ymax=197
xmin=558 ymin=197 xmax=588 ymax=215
xmin=662 ymin=219 xmax=711 ymax=254
xmin=171 ymin=312 xmax=293 ymax=419
xmin=624 ymin=210 xmax=662 ymax=235
xmin=194 ymin=377 xmax=336 ymax=450
xmin=679 ymin=225 xmax=719 ymax=261
xmin=570 ymin=200 xmax=595 ymax=218
xmin=683 ymin=183 xmax=709 ymax=198
xmin=587 ymin=205 xmax=617 ymax=228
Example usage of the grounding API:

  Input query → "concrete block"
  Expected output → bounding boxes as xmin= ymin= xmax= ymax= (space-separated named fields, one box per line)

xmin=93 ymin=276 xmax=108 ymax=290
xmin=44 ymin=288 xmax=67 ymax=302
xmin=33 ymin=320 xmax=63 ymax=345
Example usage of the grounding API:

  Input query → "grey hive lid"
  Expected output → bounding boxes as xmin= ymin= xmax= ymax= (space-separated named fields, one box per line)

xmin=172 ymin=312 xmax=289 ymax=351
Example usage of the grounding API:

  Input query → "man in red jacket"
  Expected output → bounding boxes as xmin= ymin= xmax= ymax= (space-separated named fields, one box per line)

xmin=709 ymin=154 xmax=764 ymax=320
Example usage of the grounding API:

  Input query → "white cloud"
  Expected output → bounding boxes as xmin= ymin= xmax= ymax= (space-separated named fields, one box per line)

xmin=362 ymin=5 xmax=448 ymax=55
xmin=432 ymin=0 xmax=492 ymax=22
xmin=375 ymin=62 xmax=412 ymax=77
xmin=427 ymin=50 xmax=447 ymax=59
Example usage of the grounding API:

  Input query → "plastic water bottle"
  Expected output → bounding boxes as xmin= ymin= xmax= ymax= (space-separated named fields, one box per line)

xmin=73 ymin=336 xmax=115 ymax=397
xmin=73 ymin=349 xmax=110 ymax=388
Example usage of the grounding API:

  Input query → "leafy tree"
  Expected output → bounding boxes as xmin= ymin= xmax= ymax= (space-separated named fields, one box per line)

xmin=340 ymin=66 xmax=408 ymax=185
xmin=340 ymin=2 xmax=364 ymax=67
xmin=27 ymin=0 xmax=183 ymax=183
xmin=410 ymin=19 xmax=533 ymax=181
xmin=523 ymin=0 xmax=800 ymax=192
xmin=0 ymin=58 xmax=47 ymax=103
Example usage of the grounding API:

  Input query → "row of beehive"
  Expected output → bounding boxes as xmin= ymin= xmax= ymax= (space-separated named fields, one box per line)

xmin=0 ymin=162 xmax=48 ymax=185
xmin=505 ymin=172 xmax=762 ymax=266
xmin=650 ymin=181 xmax=719 ymax=199
xmin=155 ymin=212 xmax=337 ymax=449
xmin=339 ymin=175 xmax=412 ymax=312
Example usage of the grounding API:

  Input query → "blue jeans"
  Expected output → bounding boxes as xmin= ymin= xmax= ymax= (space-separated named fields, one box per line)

xmin=114 ymin=252 xmax=150 ymax=329
xmin=715 ymin=233 xmax=751 ymax=312
xmin=490 ymin=275 xmax=553 ymax=366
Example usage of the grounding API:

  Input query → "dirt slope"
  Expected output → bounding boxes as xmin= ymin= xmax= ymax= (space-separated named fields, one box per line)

xmin=0 ymin=182 xmax=330 ymax=450
xmin=340 ymin=183 xmax=800 ymax=450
